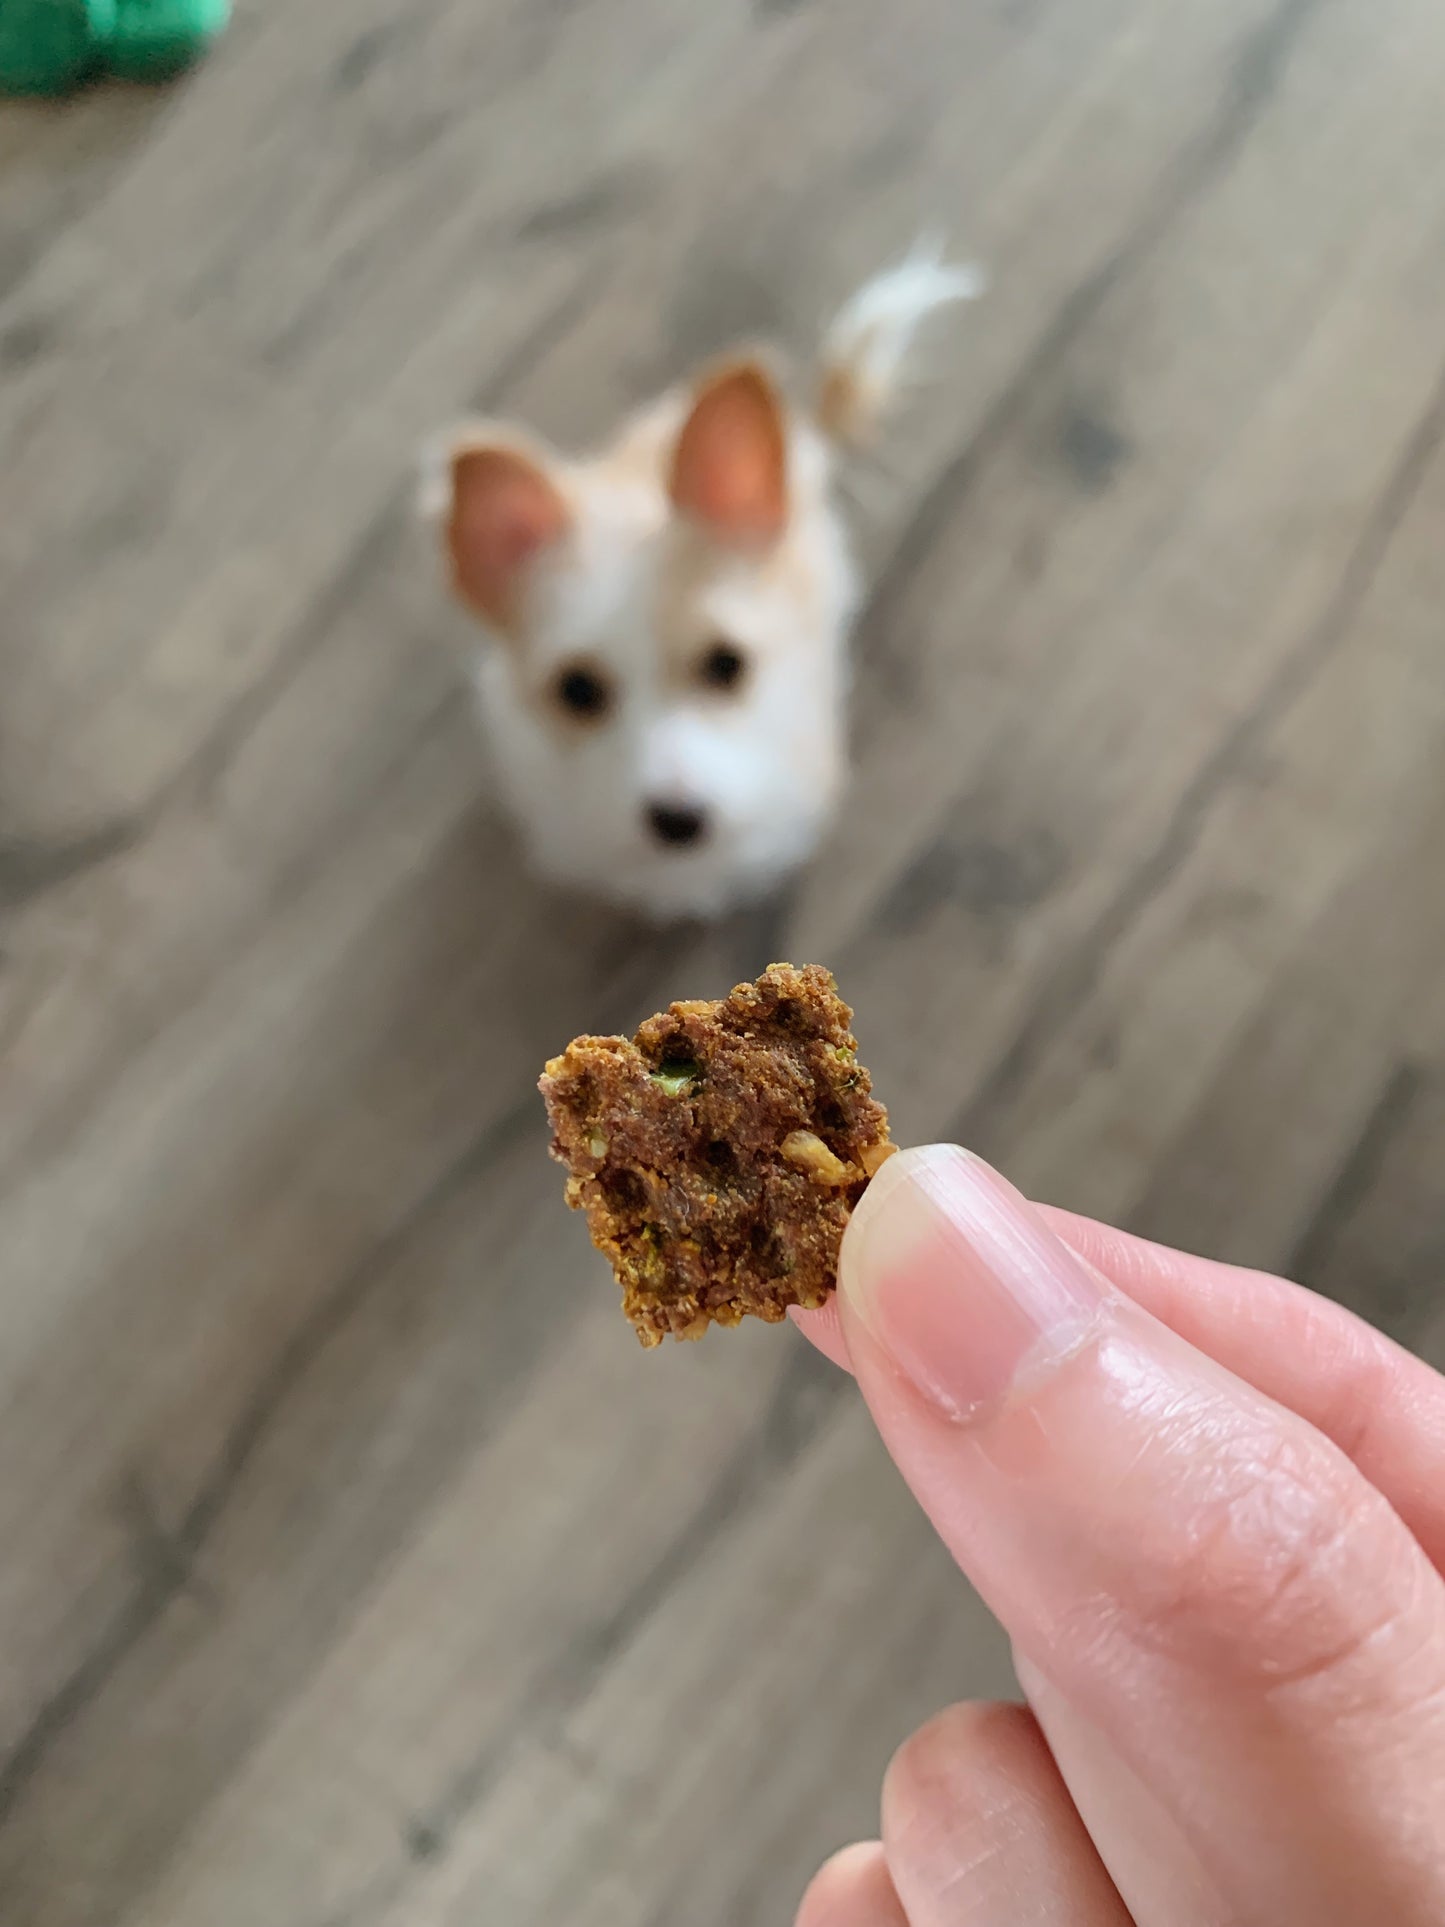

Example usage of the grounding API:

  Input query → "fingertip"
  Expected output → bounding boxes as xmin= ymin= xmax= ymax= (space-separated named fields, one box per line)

xmin=790 ymin=1296 xmax=854 ymax=1373
xmin=881 ymin=1699 xmax=1132 ymax=1924
xmin=795 ymin=1840 xmax=904 ymax=1927
xmin=882 ymin=1700 xmax=1035 ymax=1835
xmin=792 ymin=1146 xmax=978 ymax=1376
xmin=842 ymin=1140 xmax=947 ymax=1239
xmin=836 ymin=1142 xmax=1104 ymax=1421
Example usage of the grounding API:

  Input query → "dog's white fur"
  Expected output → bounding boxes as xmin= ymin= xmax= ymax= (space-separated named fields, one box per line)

xmin=425 ymin=244 xmax=982 ymax=921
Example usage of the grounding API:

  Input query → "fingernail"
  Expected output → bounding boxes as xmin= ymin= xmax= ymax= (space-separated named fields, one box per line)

xmin=840 ymin=1145 xmax=1104 ymax=1419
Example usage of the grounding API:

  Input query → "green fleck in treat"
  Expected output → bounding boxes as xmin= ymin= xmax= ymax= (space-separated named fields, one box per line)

xmin=539 ymin=964 xmax=893 ymax=1347
xmin=651 ymin=1058 xmax=701 ymax=1097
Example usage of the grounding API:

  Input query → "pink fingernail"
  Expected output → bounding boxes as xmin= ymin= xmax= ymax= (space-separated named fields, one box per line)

xmin=839 ymin=1145 xmax=1104 ymax=1419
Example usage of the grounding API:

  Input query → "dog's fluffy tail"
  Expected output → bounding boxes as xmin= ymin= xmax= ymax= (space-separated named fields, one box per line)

xmin=814 ymin=239 xmax=985 ymax=448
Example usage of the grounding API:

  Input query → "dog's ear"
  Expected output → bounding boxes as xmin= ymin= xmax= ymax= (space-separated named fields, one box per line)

xmin=668 ymin=360 xmax=788 ymax=546
xmin=446 ymin=441 xmax=570 ymax=630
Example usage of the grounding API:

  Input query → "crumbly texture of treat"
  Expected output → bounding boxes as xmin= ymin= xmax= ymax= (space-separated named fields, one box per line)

xmin=540 ymin=963 xmax=893 ymax=1347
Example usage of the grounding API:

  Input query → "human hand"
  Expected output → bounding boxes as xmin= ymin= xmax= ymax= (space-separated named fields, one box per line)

xmin=791 ymin=1145 xmax=1445 ymax=1925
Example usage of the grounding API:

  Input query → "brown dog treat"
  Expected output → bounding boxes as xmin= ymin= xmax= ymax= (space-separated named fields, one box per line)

xmin=539 ymin=963 xmax=892 ymax=1346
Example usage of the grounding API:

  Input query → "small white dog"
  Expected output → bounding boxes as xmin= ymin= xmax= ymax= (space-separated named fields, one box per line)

xmin=426 ymin=246 xmax=982 ymax=921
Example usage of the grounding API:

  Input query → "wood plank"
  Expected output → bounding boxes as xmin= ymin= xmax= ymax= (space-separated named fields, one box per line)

xmin=1124 ymin=753 xmax=1445 ymax=1300
xmin=123 ymin=1344 xmax=1008 ymax=1927
xmin=0 ymin=0 xmax=1325 ymax=1734
xmin=0 ymin=89 xmax=164 ymax=296
xmin=0 ymin=0 xmax=1174 ymax=1179
xmin=789 ymin=0 xmax=1445 ymax=1204
xmin=1291 ymin=1066 xmax=1445 ymax=1347
xmin=4 ymin=0 xmax=1445 ymax=1920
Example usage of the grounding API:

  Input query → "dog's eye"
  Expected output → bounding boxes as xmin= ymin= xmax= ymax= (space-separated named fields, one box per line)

xmin=697 ymin=640 xmax=749 ymax=692
xmin=552 ymin=662 xmax=614 ymax=721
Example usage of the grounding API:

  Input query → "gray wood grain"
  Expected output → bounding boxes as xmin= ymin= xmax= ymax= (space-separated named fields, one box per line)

xmin=2 ymin=0 xmax=1444 ymax=1919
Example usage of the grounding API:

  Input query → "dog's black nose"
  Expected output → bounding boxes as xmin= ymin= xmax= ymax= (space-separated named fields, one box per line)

xmin=646 ymin=801 xmax=709 ymax=848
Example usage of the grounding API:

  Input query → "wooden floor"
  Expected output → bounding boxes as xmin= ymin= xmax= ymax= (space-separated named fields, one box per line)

xmin=3 ymin=0 xmax=1445 ymax=1919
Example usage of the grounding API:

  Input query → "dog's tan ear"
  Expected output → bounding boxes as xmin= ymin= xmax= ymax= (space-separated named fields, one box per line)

xmin=668 ymin=361 xmax=788 ymax=546
xmin=447 ymin=442 xmax=570 ymax=630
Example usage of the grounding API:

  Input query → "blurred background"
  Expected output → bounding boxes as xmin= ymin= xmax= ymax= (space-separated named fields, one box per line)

xmin=3 ymin=0 xmax=1444 ymax=1920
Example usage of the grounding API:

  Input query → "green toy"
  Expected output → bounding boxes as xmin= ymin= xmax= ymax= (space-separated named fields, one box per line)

xmin=0 ymin=0 xmax=228 ymax=96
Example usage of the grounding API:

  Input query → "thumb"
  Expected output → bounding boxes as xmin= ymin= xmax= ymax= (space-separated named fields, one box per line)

xmin=836 ymin=1145 xmax=1445 ymax=1924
